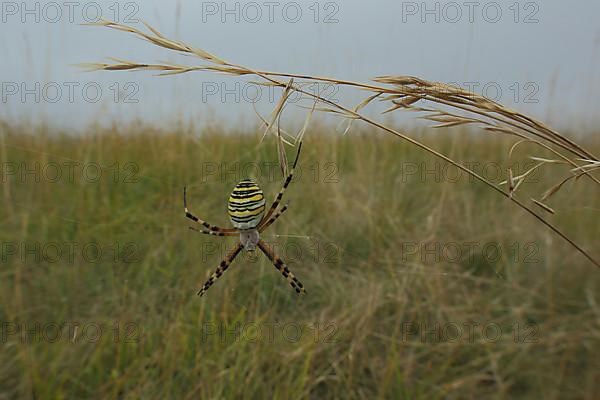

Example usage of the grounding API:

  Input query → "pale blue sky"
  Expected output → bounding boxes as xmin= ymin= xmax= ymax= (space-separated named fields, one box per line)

xmin=1 ymin=0 xmax=599 ymax=132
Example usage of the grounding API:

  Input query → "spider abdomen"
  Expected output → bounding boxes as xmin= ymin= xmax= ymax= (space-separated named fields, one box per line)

xmin=228 ymin=179 xmax=266 ymax=230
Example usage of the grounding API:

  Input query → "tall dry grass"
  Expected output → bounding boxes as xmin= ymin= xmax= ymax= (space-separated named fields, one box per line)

xmin=0 ymin=122 xmax=599 ymax=398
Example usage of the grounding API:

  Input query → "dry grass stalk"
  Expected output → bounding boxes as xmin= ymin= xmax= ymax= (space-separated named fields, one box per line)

xmin=531 ymin=198 xmax=556 ymax=214
xmin=84 ymin=19 xmax=600 ymax=269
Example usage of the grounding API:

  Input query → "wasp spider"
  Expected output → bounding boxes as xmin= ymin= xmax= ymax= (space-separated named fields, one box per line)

xmin=184 ymin=143 xmax=306 ymax=297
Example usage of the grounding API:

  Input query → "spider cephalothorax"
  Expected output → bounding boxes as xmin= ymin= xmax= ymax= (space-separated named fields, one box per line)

xmin=184 ymin=142 xmax=306 ymax=297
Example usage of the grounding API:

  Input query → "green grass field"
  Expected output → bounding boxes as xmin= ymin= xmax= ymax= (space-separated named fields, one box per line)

xmin=1 ymin=122 xmax=599 ymax=399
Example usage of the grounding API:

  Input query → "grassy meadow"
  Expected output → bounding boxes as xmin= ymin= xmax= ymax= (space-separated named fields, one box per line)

xmin=0 ymin=121 xmax=599 ymax=399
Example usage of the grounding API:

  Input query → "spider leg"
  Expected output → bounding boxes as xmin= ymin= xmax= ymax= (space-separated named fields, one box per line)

xmin=197 ymin=242 xmax=244 ymax=297
xmin=189 ymin=227 xmax=238 ymax=237
xmin=184 ymin=186 xmax=238 ymax=234
xmin=261 ymin=142 xmax=302 ymax=224
xmin=257 ymin=239 xmax=306 ymax=295
xmin=258 ymin=203 xmax=288 ymax=232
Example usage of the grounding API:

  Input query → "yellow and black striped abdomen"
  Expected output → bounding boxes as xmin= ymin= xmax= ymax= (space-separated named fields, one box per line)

xmin=228 ymin=179 xmax=266 ymax=230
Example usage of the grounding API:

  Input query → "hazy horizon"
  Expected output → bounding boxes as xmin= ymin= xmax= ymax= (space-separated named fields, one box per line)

xmin=1 ymin=0 xmax=599 ymax=133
